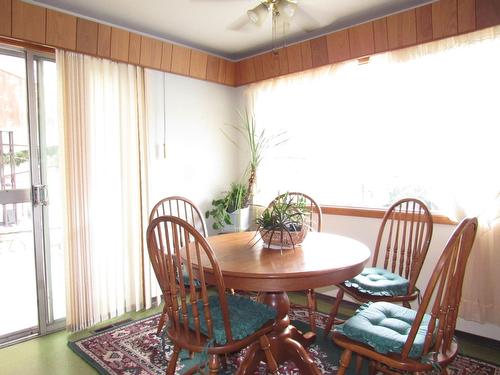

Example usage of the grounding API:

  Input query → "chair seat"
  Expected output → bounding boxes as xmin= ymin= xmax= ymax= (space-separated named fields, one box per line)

xmin=344 ymin=267 xmax=409 ymax=297
xmin=335 ymin=302 xmax=431 ymax=358
xmin=186 ymin=295 xmax=276 ymax=345
xmin=181 ymin=264 xmax=201 ymax=288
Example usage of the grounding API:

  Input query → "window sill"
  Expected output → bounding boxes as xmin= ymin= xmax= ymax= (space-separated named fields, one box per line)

xmin=320 ymin=205 xmax=456 ymax=225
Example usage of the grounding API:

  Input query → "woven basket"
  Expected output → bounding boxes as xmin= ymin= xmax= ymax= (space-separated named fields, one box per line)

xmin=259 ymin=227 xmax=308 ymax=249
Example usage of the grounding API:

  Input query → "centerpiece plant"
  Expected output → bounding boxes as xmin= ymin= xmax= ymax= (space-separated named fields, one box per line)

xmin=256 ymin=192 xmax=311 ymax=249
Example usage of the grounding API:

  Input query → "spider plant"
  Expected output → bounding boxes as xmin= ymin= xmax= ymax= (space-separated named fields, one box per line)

xmin=256 ymin=192 xmax=310 ymax=247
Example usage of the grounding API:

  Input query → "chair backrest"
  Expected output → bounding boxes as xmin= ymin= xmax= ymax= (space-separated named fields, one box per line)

xmin=149 ymin=196 xmax=207 ymax=237
xmin=146 ymin=215 xmax=233 ymax=347
xmin=372 ymin=198 xmax=433 ymax=293
xmin=401 ymin=217 xmax=478 ymax=359
xmin=270 ymin=192 xmax=322 ymax=232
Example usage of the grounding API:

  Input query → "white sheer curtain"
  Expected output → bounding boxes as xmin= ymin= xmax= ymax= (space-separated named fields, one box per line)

xmin=57 ymin=51 xmax=152 ymax=331
xmin=246 ymin=26 xmax=500 ymax=325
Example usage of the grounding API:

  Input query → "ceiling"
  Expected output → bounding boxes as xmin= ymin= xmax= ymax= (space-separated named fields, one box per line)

xmin=29 ymin=0 xmax=434 ymax=60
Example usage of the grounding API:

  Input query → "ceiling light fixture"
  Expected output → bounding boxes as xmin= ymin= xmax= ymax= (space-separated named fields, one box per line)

xmin=247 ymin=0 xmax=297 ymax=54
xmin=247 ymin=3 xmax=269 ymax=26
xmin=281 ymin=1 xmax=297 ymax=18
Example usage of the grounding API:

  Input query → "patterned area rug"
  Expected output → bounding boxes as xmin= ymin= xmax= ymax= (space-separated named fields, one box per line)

xmin=69 ymin=305 xmax=500 ymax=374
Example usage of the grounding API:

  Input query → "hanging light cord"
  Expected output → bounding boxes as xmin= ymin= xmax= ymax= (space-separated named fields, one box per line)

xmin=272 ymin=4 xmax=278 ymax=54
xmin=162 ymin=73 xmax=167 ymax=159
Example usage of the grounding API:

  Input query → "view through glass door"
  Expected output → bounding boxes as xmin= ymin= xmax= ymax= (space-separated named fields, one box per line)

xmin=0 ymin=46 xmax=64 ymax=346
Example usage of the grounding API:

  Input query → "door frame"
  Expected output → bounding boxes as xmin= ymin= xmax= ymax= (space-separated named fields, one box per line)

xmin=0 ymin=45 xmax=64 ymax=347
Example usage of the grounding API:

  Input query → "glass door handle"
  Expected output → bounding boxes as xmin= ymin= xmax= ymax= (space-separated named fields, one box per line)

xmin=33 ymin=185 xmax=49 ymax=206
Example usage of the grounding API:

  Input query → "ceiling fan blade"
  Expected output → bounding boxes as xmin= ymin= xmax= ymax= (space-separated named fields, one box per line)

xmin=293 ymin=6 xmax=321 ymax=32
xmin=227 ymin=14 xmax=256 ymax=31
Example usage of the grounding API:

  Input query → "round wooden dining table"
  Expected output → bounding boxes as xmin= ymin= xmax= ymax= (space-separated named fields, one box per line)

xmin=203 ymin=231 xmax=371 ymax=375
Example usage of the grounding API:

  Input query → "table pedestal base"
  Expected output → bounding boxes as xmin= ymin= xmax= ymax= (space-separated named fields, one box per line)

xmin=237 ymin=292 xmax=321 ymax=375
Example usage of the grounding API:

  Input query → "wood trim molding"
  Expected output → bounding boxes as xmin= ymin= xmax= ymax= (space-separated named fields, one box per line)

xmin=0 ymin=0 xmax=236 ymax=86
xmin=3 ymin=0 xmax=500 ymax=89
xmin=0 ymin=36 xmax=54 ymax=54
xmin=320 ymin=205 xmax=456 ymax=225
xmin=235 ymin=0 xmax=500 ymax=86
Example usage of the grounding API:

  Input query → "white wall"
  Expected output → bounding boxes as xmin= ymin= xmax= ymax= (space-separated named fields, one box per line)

xmin=145 ymin=70 xmax=241 ymax=233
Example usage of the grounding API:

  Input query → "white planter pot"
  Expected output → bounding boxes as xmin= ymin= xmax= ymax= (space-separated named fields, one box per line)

xmin=221 ymin=206 xmax=250 ymax=233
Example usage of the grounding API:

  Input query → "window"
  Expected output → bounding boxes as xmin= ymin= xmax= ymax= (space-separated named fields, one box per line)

xmin=248 ymin=27 xmax=500 ymax=218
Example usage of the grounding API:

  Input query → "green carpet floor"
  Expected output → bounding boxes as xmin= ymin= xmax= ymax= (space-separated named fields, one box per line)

xmin=0 ymin=293 xmax=498 ymax=375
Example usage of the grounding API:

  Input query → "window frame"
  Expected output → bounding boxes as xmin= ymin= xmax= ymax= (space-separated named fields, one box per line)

xmin=320 ymin=205 xmax=456 ymax=225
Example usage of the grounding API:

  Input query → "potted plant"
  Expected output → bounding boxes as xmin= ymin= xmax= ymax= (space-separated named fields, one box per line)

xmin=205 ymin=182 xmax=248 ymax=232
xmin=256 ymin=192 xmax=310 ymax=249
xmin=229 ymin=109 xmax=287 ymax=207
xmin=206 ymin=109 xmax=287 ymax=233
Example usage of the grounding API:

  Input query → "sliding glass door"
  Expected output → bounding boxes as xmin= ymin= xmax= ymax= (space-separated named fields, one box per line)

xmin=0 ymin=46 xmax=64 ymax=346
xmin=0 ymin=50 xmax=38 ymax=342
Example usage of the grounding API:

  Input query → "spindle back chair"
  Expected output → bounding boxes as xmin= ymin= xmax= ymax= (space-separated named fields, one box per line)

xmin=332 ymin=217 xmax=478 ymax=374
xmin=149 ymin=195 xmax=207 ymax=238
xmin=325 ymin=198 xmax=433 ymax=336
xmin=149 ymin=196 xmax=208 ymax=334
xmin=147 ymin=216 xmax=276 ymax=375
xmin=372 ymin=198 xmax=433 ymax=294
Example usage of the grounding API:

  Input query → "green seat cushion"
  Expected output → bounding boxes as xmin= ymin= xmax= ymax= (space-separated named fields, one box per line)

xmin=181 ymin=264 xmax=201 ymax=288
xmin=344 ymin=267 xmax=409 ymax=297
xmin=170 ymin=258 xmax=201 ymax=288
xmin=335 ymin=302 xmax=431 ymax=358
xmin=184 ymin=294 xmax=276 ymax=345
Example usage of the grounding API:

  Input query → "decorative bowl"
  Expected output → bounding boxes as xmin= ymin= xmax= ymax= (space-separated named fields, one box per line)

xmin=259 ymin=227 xmax=308 ymax=250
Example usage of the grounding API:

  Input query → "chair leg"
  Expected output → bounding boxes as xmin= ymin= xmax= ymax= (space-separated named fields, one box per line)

xmin=259 ymin=335 xmax=279 ymax=374
xmin=368 ymin=360 xmax=377 ymax=375
xmin=306 ymin=288 xmax=316 ymax=332
xmin=355 ymin=354 xmax=363 ymax=375
xmin=337 ymin=349 xmax=352 ymax=375
xmin=368 ymin=360 xmax=378 ymax=375
xmin=166 ymin=345 xmax=180 ymax=375
xmin=157 ymin=304 xmax=169 ymax=335
xmin=220 ymin=353 xmax=228 ymax=370
xmin=208 ymin=354 xmax=220 ymax=375
xmin=324 ymin=288 xmax=344 ymax=337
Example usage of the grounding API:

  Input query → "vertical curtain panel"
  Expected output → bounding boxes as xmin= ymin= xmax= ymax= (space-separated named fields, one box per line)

xmin=57 ymin=51 xmax=151 ymax=331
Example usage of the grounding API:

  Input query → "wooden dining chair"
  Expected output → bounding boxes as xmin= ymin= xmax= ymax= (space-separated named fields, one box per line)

xmin=269 ymin=192 xmax=322 ymax=332
xmin=146 ymin=216 xmax=277 ymax=375
xmin=324 ymin=198 xmax=433 ymax=337
xmin=149 ymin=195 xmax=208 ymax=237
xmin=149 ymin=196 xmax=208 ymax=335
xmin=332 ymin=217 xmax=478 ymax=375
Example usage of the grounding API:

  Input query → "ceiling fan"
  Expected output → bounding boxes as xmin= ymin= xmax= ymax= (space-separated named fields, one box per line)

xmin=246 ymin=0 xmax=298 ymax=26
xmin=230 ymin=0 xmax=321 ymax=52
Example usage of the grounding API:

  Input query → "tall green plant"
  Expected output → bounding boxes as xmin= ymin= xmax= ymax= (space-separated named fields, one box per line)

xmin=224 ymin=109 xmax=287 ymax=207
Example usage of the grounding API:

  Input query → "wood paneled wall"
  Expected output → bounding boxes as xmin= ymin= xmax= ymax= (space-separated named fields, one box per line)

xmin=1 ymin=0 xmax=500 ymax=88
xmin=235 ymin=0 xmax=500 ymax=86
xmin=0 ymin=0 xmax=235 ymax=86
